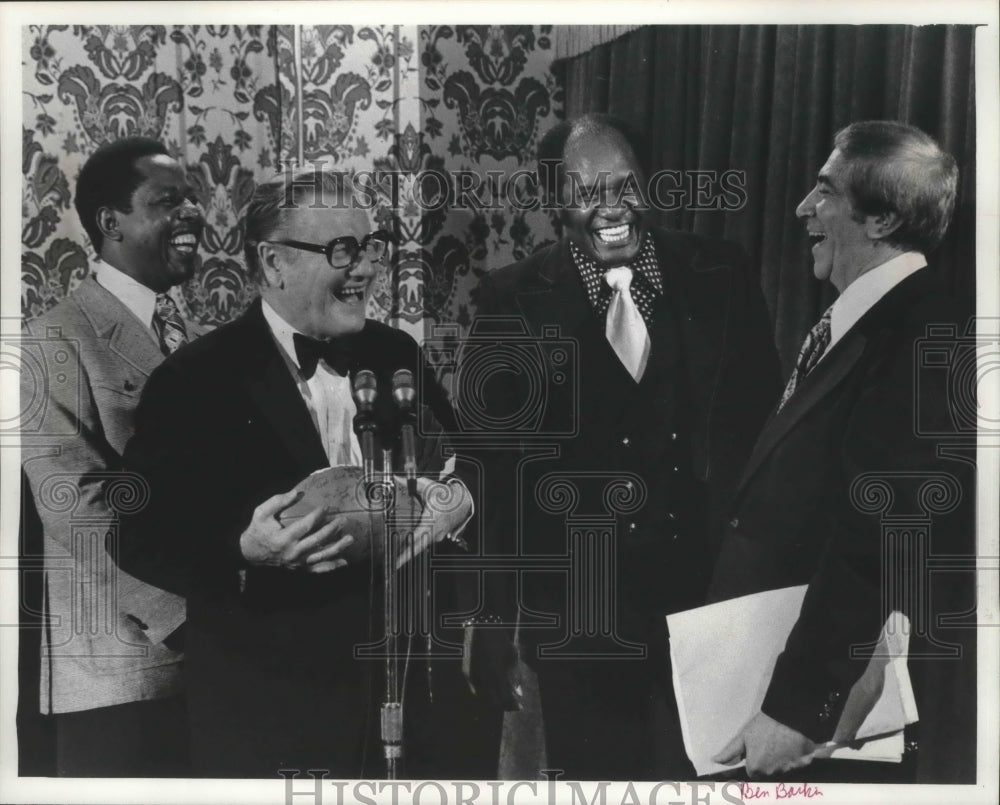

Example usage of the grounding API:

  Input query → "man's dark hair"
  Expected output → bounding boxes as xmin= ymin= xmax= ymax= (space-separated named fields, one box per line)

xmin=536 ymin=113 xmax=649 ymax=203
xmin=833 ymin=120 xmax=958 ymax=253
xmin=74 ymin=137 xmax=170 ymax=256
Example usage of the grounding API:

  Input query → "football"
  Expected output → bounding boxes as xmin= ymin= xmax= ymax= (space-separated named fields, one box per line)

xmin=277 ymin=466 xmax=425 ymax=565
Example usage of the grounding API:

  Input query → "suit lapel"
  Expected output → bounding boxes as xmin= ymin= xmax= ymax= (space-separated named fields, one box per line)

xmin=74 ymin=276 xmax=163 ymax=377
xmin=237 ymin=302 xmax=329 ymax=475
xmin=734 ymin=267 xmax=936 ymax=498
xmin=108 ymin=317 xmax=163 ymax=377
xmin=514 ymin=240 xmax=592 ymax=339
xmin=735 ymin=332 xmax=866 ymax=497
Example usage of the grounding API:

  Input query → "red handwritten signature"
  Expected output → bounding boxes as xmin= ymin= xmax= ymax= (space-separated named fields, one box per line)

xmin=740 ymin=782 xmax=824 ymax=800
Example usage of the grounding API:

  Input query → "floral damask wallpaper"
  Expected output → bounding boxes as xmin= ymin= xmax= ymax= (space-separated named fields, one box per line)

xmin=22 ymin=25 xmax=274 ymax=325
xmin=419 ymin=25 xmax=564 ymax=334
xmin=21 ymin=24 xmax=564 ymax=339
xmin=268 ymin=25 xmax=419 ymax=329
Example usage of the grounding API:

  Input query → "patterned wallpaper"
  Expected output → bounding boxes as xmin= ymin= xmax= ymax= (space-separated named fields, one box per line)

xmin=420 ymin=25 xmax=564 ymax=334
xmin=22 ymin=25 xmax=273 ymax=325
xmin=21 ymin=23 xmax=564 ymax=341
xmin=267 ymin=25 xmax=413 ymax=329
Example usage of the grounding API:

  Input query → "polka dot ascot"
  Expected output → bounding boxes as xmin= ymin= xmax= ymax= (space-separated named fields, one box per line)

xmin=570 ymin=234 xmax=663 ymax=325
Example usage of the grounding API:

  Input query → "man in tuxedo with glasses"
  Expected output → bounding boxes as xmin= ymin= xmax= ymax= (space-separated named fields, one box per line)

xmin=116 ymin=168 xmax=486 ymax=778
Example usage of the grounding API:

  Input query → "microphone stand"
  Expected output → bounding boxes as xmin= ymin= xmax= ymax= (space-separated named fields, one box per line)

xmin=381 ymin=370 xmax=426 ymax=777
xmin=352 ymin=371 xmax=401 ymax=778
xmin=380 ymin=447 xmax=402 ymax=779
xmin=388 ymin=368 xmax=426 ymax=772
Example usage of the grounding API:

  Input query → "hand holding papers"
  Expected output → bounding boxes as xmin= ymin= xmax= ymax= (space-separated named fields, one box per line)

xmin=666 ymin=585 xmax=917 ymax=777
xmin=714 ymin=711 xmax=817 ymax=776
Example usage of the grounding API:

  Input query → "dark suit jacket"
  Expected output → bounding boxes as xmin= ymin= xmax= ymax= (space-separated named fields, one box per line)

xmin=116 ymin=299 xmax=456 ymax=777
xmin=473 ymin=228 xmax=781 ymax=626
xmin=466 ymin=228 xmax=780 ymax=779
xmin=708 ymin=266 xmax=976 ymax=783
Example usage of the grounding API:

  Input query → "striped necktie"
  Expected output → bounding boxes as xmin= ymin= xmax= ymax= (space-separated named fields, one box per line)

xmin=777 ymin=304 xmax=833 ymax=411
xmin=153 ymin=293 xmax=189 ymax=355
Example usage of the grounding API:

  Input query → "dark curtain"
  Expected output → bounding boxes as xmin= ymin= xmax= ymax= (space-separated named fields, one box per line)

xmin=559 ymin=25 xmax=976 ymax=373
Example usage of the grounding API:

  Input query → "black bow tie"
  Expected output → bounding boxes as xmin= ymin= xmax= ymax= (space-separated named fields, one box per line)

xmin=292 ymin=333 xmax=353 ymax=379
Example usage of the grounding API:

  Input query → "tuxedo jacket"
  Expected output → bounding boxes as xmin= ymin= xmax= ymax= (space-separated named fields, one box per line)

xmin=116 ymin=299 xmax=457 ymax=777
xmin=20 ymin=276 xmax=204 ymax=714
xmin=708 ymin=266 xmax=976 ymax=783
xmin=472 ymin=229 xmax=781 ymax=644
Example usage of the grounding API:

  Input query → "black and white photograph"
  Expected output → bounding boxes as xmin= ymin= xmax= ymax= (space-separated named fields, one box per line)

xmin=1 ymin=2 xmax=997 ymax=804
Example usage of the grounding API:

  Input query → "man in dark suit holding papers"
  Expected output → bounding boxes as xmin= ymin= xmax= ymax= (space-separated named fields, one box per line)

xmin=709 ymin=121 xmax=976 ymax=783
xmin=116 ymin=169 xmax=479 ymax=778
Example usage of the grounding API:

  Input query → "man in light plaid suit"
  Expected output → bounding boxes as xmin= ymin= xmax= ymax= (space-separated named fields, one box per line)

xmin=20 ymin=137 xmax=206 ymax=776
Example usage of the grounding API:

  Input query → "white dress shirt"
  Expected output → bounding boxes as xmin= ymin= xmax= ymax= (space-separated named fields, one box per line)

xmin=94 ymin=263 xmax=158 ymax=330
xmin=821 ymin=251 xmax=927 ymax=363
xmin=260 ymin=301 xmax=473 ymax=551
xmin=261 ymin=300 xmax=361 ymax=467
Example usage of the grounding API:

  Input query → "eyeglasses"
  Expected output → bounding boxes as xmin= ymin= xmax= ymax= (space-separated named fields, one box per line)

xmin=262 ymin=230 xmax=394 ymax=269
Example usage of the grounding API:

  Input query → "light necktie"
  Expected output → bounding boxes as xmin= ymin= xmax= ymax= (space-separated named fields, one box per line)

xmin=604 ymin=266 xmax=650 ymax=382
xmin=152 ymin=293 xmax=189 ymax=355
xmin=777 ymin=304 xmax=833 ymax=411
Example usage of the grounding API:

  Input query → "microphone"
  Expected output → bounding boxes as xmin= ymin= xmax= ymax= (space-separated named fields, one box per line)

xmin=391 ymin=369 xmax=418 ymax=496
xmin=352 ymin=369 xmax=378 ymax=486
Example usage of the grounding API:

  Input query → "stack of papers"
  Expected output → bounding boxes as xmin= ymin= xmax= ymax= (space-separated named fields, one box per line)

xmin=667 ymin=585 xmax=918 ymax=777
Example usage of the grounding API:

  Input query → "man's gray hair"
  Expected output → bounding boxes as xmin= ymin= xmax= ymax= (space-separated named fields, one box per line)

xmin=833 ymin=120 xmax=958 ymax=254
xmin=243 ymin=168 xmax=355 ymax=283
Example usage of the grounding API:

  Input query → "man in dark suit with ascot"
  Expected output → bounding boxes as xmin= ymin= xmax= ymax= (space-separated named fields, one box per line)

xmin=20 ymin=137 xmax=205 ymax=776
xmin=462 ymin=113 xmax=781 ymax=779
xmin=710 ymin=121 xmax=976 ymax=783
xmin=116 ymin=169 xmax=484 ymax=778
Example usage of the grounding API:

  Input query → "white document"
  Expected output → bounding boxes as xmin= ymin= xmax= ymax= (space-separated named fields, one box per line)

xmin=667 ymin=585 xmax=918 ymax=777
